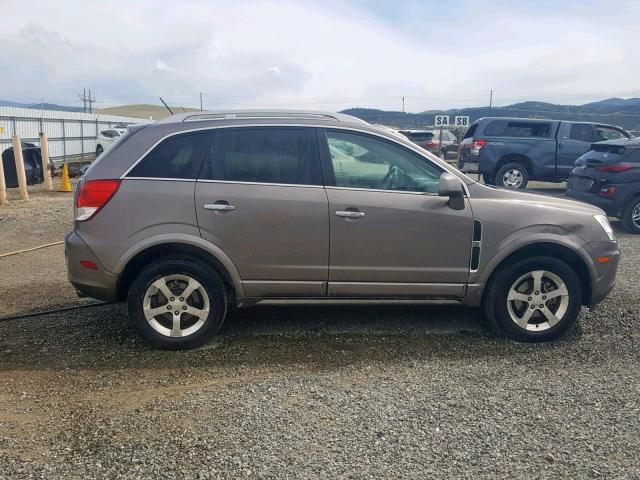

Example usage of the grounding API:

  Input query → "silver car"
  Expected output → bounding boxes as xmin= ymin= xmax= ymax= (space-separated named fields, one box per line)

xmin=66 ymin=110 xmax=619 ymax=349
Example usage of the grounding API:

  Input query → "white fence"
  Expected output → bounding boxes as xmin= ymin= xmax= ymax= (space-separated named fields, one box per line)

xmin=0 ymin=106 xmax=147 ymax=163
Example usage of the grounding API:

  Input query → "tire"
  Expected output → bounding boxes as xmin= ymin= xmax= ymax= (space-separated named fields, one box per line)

xmin=96 ymin=145 xmax=104 ymax=157
xmin=495 ymin=162 xmax=529 ymax=189
xmin=127 ymin=256 xmax=228 ymax=349
xmin=483 ymin=173 xmax=495 ymax=185
xmin=483 ymin=256 xmax=582 ymax=342
xmin=621 ymin=196 xmax=640 ymax=234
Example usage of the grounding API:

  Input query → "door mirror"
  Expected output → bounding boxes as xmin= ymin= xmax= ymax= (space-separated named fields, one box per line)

xmin=438 ymin=172 xmax=465 ymax=210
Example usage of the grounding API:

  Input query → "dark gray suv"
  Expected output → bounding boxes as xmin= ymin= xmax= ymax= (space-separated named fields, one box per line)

xmin=66 ymin=111 xmax=619 ymax=349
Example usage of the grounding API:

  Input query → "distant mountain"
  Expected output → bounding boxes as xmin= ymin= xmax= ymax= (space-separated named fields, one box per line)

xmin=0 ymin=99 xmax=84 ymax=112
xmin=341 ymin=98 xmax=640 ymax=130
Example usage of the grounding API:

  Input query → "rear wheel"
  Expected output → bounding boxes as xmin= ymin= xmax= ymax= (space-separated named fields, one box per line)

xmin=495 ymin=163 xmax=529 ymax=189
xmin=127 ymin=257 xmax=227 ymax=349
xmin=483 ymin=257 xmax=582 ymax=342
xmin=621 ymin=196 xmax=640 ymax=234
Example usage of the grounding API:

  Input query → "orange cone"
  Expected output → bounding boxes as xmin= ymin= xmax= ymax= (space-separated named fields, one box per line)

xmin=59 ymin=163 xmax=72 ymax=192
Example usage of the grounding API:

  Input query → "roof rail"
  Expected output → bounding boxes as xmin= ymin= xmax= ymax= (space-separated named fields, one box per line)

xmin=179 ymin=110 xmax=368 ymax=125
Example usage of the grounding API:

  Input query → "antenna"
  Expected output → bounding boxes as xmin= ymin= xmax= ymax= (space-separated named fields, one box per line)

xmin=159 ymin=97 xmax=174 ymax=115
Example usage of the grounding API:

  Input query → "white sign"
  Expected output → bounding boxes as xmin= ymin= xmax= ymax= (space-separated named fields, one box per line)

xmin=454 ymin=116 xmax=470 ymax=127
xmin=435 ymin=115 xmax=450 ymax=127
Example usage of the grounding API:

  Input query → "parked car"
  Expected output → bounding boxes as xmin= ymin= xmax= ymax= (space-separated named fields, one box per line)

xmin=398 ymin=129 xmax=434 ymax=148
xmin=1 ymin=142 xmax=54 ymax=188
xmin=96 ymin=128 xmax=127 ymax=157
xmin=567 ymin=137 xmax=640 ymax=233
xmin=459 ymin=117 xmax=631 ymax=189
xmin=432 ymin=130 xmax=459 ymax=160
xmin=66 ymin=110 xmax=619 ymax=349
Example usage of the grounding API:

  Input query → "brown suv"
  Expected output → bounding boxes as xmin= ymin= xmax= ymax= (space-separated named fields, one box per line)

xmin=66 ymin=110 xmax=619 ymax=349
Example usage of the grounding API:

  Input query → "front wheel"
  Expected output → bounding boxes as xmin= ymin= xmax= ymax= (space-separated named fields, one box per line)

xmin=127 ymin=257 xmax=228 ymax=349
xmin=96 ymin=145 xmax=104 ymax=157
xmin=495 ymin=163 xmax=529 ymax=189
xmin=621 ymin=196 xmax=640 ymax=234
xmin=483 ymin=257 xmax=582 ymax=342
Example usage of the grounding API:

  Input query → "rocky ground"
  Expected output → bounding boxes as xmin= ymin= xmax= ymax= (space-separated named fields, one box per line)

xmin=0 ymin=182 xmax=638 ymax=479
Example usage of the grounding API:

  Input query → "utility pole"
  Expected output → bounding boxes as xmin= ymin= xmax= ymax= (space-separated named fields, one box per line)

xmin=402 ymin=97 xmax=405 ymax=113
xmin=489 ymin=89 xmax=493 ymax=109
xmin=79 ymin=89 xmax=96 ymax=113
xmin=200 ymin=92 xmax=203 ymax=110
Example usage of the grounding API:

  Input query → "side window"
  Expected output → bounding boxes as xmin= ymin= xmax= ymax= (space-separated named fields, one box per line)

xmin=483 ymin=120 xmax=505 ymax=137
xmin=503 ymin=122 xmax=551 ymax=138
xmin=128 ymin=131 xmax=211 ymax=179
xmin=325 ymin=130 xmax=443 ymax=193
xmin=595 ymin=126 xmax=627 ymax=141
xmin=569 ymin=124 xmax=593 ymax=142
xmin=203 ymin=128 xmax=320 ymax=185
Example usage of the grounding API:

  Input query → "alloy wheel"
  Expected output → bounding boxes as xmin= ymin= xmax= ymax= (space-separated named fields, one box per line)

xmin=506 ymin=270 xmax=569 ymax=331
xmin=143 ymin=274 xmax=210 ymax=337
xmin=502 ymin=169 xmax=524 ymax=188
xmin=632 ymin=203 xmax=640 ymax=229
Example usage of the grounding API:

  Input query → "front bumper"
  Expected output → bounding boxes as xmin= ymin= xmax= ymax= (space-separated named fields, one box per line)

xmin=586 ymin=240 xmax=620 ymax=308
xmin=65 ymin=231 xmax=119 ymax=301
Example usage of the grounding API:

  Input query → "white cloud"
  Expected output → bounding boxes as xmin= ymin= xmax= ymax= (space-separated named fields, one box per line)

xmin=1 ymin=0 xmax=638 ymax=111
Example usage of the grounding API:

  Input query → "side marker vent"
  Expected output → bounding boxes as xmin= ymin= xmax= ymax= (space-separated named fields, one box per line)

xmin=470 ymin=220 xmax=482 ymax=272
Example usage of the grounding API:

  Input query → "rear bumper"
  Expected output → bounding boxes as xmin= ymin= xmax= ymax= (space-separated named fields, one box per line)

xmin=566 ymin=189 xmax=619 ymax=217
xmin=65 ymin=231 xmax=119 ymax=302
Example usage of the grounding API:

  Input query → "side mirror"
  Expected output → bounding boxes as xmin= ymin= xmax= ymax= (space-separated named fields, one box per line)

xmin=438 ymin=172 xmax=465 ymax=210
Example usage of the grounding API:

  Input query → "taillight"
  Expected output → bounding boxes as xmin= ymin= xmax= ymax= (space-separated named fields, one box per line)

xmin=76 ymin=179 xmax=121 ymax=221
xmin=471 ymin=139 xmax=487 ymax=155
xmin=596 ymin=164 xmax=632 ymax=173
xmin=425 ymin=141 xmax=438 ymax=148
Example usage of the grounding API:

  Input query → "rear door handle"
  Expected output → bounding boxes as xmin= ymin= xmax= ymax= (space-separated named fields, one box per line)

xmin=204 ymin=203 xmax=236 ymax=211
xmin=335 ymin=210 xmax=365 ymax=218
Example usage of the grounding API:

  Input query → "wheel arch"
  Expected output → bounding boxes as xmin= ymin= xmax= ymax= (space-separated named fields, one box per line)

xmin=496 ymin=154 xmax=533 ymax=175
xmin=115 ymin=238 xmax=244 ymax=303
xmin=479 ymin=241 xmax=592 ymax=306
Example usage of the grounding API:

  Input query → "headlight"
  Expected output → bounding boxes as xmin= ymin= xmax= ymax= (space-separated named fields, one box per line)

xmin=593 ymin=214 xmax=615 ymax=241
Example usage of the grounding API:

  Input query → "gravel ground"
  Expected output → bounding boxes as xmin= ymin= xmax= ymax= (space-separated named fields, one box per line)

xmin=0 ymin=182 xmax=639 ymax=479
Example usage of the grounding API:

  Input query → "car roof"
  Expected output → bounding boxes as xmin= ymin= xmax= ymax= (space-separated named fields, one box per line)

xmin=154 ymin=109 xmax=369 ymax=126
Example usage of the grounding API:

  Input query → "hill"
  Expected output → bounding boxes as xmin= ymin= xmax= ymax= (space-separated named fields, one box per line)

xmin=0 ymin=99 xmax=84 ymax=112
xmin=341 ymin=98 xmax=640 ymax=130
xmin=97 ymin=104 xmax=198 ymax=120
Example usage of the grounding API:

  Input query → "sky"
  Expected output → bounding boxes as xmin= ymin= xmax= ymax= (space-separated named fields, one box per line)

xmin=1 ymin=0 xmax=639 ymax=112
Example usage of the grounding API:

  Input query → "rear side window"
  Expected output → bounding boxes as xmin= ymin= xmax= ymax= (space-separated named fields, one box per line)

xmin=503 ymin=122 xmax=551 ymax=138
xmin=483 ymin=120 xmax=505 ymax=136
xmin=570 ymin=124 xmax=593 ymax=142
xmin=202 ymin=128 xmax=321 ymax=185
xmin=128 ymin=131 xmax=211 ymax=179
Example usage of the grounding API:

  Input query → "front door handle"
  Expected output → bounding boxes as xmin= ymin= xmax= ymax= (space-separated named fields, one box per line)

xmin=204 ymin=202 xmax=236 ymax=212
xmin=335 ymin=210 xmax=365 ymax=218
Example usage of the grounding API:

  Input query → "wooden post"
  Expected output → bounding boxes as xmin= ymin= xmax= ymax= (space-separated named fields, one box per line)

xmin=12 ymin=135 xmax=29 ymax=200
xmin=0 ymin=152 xmax=6 ymax=206
xmin=39 ymin=132 xmax=53 ymax=190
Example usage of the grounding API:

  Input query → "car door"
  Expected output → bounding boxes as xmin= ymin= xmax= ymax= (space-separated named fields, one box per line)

xmin=195 ymin=126 xmax=329 ymax=297
xmin=557 ymin=123 xmax=595 ymax=177
xmin=320 ymin=128 xmax=473 ymax=298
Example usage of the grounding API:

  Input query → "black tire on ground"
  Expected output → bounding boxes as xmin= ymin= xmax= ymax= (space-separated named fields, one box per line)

xmin=621 ymin=196 xmax=640 ymax=234
xmin=483 ymin=173 xmax=495 ymax=185
xmin=96 ymin=145 xmax=104 ymax=157
xmin=495 ymin=162 xmax=529 ymax=189
xmin=483 ymin=256 xmax=583 ymax=342
xmin=127 ymin=256 xmax=228 ymax=349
